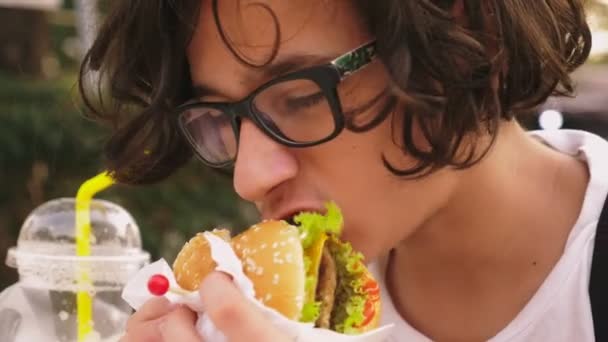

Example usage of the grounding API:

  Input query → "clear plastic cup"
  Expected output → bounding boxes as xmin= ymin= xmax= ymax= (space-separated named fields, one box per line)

xmin=3 ymin=197 xmax=150 ymax=342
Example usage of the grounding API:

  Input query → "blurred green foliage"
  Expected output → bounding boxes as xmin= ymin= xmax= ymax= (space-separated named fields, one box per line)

xmin=0 ymin=70 xmax=255 ymax=290
xmin=0 ymin=2 xmax=256 ymax=292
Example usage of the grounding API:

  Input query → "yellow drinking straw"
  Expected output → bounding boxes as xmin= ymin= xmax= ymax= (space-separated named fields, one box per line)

xmin=75 ymin=171 xmax=115 ymax=341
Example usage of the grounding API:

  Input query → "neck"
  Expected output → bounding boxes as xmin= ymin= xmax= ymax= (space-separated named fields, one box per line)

xmin=388 ymin=122 xmax=589 ymax=341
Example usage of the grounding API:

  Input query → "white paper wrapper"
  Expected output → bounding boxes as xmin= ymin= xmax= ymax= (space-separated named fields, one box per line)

xmin=122 ymin=232 xmax=394 ymax=342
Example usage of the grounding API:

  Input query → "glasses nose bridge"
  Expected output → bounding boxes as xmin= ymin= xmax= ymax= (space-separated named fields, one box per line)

xmin=230 ymin=98 xmax=255 ymax=120
xmin=226 ymin=98 xmax=259 ymax=143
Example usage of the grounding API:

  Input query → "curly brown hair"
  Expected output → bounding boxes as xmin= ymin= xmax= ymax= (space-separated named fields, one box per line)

xmin=79 ymin=0 xmax=592 ymax=184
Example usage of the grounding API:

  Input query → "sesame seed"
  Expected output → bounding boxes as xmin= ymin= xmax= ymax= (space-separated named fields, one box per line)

xmin=260 ymin=243 xmax=267 ymax=249
xmin=280 ymin=241 xmax=286 ymax=247
xmin=245 ymin=257 xmax=255 ymax=267
xmin=287 ymin=237 xmax=296 ymax=243
xmin=272 ymin=274 xmax=280 ymax=285
xmin=256 ymin=267 xmax=264 ymax=275
xmin=273 ymin=251 xmax=281 ymax=257
xmin=235 ymin=243 xmax=241 ymax=250
xmin=265 ymin=294 xmax=272 ymax=301
xmin=272 ymin=242 xmax=278 ymax=248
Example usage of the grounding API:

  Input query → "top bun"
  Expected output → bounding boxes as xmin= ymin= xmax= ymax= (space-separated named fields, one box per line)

xmin=172 ymin=220 xmax=306 ymax=320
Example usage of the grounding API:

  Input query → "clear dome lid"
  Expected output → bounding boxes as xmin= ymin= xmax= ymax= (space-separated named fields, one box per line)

xmin=6 ymin=198 xmax=150 ymax=291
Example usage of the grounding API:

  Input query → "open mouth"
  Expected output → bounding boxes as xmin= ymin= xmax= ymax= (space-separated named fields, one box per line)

xmin=284 ymin=215 xmax=298 ymax=226
xmin=281 ymin=208 xmax=324 ymax=226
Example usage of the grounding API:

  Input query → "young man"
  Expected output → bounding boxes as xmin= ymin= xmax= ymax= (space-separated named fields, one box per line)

xmin=80 ymin=0 xmax=607 ymax=341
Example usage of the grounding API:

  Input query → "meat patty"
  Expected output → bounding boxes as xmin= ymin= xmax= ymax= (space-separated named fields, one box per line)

xmin=315 ymin=244 xmax=337 ymax=328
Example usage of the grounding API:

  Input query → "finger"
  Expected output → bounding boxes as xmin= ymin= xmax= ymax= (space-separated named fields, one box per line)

xmin=199 ymin=272 xmax=291 ymax=342
xmin=159 ymin=305 xmax=201 ymax=342
xmin=126 ymin=296 xmax=173 ymax=332
xmin=120 ymin=319 xmax=165 ymax=342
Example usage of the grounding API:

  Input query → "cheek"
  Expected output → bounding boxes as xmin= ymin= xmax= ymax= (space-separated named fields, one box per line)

xmin=337 ymin=171 xmax=453 ymax=260
xmin=321 ymin=108 xmax=423 ymax=184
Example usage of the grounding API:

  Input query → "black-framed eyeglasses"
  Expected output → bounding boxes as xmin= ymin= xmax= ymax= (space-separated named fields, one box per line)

xmin=175 ymin=40 xmax=377 ymax=168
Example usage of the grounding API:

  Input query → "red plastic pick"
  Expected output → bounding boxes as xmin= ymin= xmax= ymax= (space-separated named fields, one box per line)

xmin=147 ymin=274 xmax=170 ymax=296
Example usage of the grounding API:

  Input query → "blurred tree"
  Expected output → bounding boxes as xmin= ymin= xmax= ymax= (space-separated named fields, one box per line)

xmin=0 ymin=1 xmax=258 ymax=291
xmin=0 ymin=70 xmax=256 ymax=289
xmin=0 ymin=7 xmax=49 ymax=76
xmin=74 ymin=0 xmax=98 ymax=57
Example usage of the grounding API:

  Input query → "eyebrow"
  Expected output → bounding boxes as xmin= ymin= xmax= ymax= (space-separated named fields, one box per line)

xmin=191 ymin=53 xmax=333 ymax=99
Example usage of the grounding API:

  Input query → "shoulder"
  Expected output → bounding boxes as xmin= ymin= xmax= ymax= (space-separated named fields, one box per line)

xmin=529 ymin=129 xmax=608 ymax=184
xmin=530 ymin=129 xmax=608 ymax=226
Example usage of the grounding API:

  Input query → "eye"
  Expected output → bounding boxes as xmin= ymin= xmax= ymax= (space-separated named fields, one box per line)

xmin=285 ymin=92 xmax=325 ymax=111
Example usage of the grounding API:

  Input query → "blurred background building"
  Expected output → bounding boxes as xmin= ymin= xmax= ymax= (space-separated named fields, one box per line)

xmin=1 ymin=1 xmax=607 ymax=290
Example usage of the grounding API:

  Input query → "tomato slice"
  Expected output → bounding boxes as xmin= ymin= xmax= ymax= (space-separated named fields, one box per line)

xmin=355 ymin=299 xmax=376 ymax=328
xmin=362 ymin=278 xmax=380 ymax=298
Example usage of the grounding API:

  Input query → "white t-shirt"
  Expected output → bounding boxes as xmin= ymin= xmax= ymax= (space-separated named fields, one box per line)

xmin=369 ymin=129 xmax=608 ymax=342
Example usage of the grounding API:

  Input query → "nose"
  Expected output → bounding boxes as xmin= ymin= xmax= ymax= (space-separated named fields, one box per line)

xmin=233 ymin=120 xmax=298 ymax=202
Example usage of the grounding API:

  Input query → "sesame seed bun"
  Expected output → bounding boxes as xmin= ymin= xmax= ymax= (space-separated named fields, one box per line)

xmin=172 ymin=221 xmax=306 ymax=320
xmin=232 ymin=220 xmax=306 ymax=320
xmin=172 ymin=228 xmax=231 ymax=291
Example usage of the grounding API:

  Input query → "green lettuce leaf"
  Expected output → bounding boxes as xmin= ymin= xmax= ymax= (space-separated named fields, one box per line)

xmin=328 ymin=236 xmax=367 ymax=334
xmin=300 ymin=301 xmax=321 ymax=323
xmin=294 ymin=201 xmax=343 ymax=249
xmin=337 ymin=295 xmax=366 ymax=334
xmin=300 ymin=271 xmax=319 ymax=322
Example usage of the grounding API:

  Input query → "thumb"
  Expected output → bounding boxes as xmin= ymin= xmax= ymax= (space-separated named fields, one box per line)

xmin=199 ymin=272 xmax=291 ymax=342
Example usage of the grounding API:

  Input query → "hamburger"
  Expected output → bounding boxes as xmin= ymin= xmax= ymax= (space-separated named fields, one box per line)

xmin=172 ymin=202 xmax=381 ymax=334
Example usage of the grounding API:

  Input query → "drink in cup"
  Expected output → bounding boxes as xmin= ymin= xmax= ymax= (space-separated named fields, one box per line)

xmin=2 ymin=197 xmax=150 ymax=341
